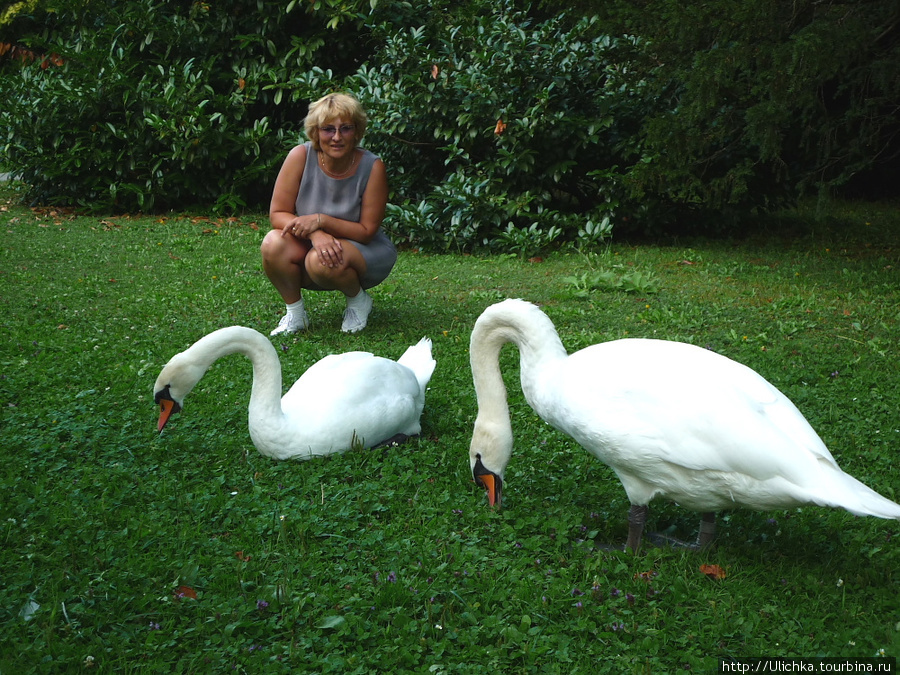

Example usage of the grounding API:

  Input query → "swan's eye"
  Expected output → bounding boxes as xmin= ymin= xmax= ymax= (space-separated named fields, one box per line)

xmin=154 ymin=385 xmax=182 ymax=414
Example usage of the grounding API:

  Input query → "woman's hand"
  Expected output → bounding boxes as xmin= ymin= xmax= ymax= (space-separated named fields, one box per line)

xmin=309 ymin=231 xmax=343 ymax=268
xmin=280 ymin=213 xmax=321 ymax=239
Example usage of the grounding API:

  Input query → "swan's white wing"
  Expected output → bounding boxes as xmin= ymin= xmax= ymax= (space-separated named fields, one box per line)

xmin=282 ymin=351 xmax=374 ymax=404
xmin=281 ymin=352 xmax=424 ymax=448
xmin=542 ymin=339 xmax=836 ymax=486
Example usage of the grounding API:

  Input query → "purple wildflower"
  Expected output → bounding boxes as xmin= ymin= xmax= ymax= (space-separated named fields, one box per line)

xmin=387 ymin=571 xmax=397 ymax=583
xmin=256 ymin=599 xmax=269 ymax=610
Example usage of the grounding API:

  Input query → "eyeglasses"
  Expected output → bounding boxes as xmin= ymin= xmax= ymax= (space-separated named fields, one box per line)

xmin=319 ymin=124 xmax=356 ymax=138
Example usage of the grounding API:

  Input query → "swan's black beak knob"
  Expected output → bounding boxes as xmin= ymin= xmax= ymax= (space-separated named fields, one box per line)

xmin=154 ymin=385 xmax=182 ymax=433
xmin=473 ymin=454 xmax=503 ymax=508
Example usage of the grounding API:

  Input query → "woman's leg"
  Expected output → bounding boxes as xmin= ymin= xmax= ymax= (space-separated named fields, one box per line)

xmin=306 ymin=242 xmax=373 ymax=333
xmin=260 ymin=229 xmax=314 ymax=303
xmin=304 ymin=241 xmax=367 ymax=295
xmin=261 ymin=230 xmax=315 ymax=334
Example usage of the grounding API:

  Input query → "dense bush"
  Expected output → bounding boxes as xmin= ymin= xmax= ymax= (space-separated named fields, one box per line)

xmin=1 ymin=0 xmax=897 ymax=243
xmin=349 ymin=4 xmax=645 ymax=252
xmin=0 ymin=0 xmax=368 ymax=211
xmin=594 ymin=0 xmax=900 ymax=211
xmin=282 ymin=2 xmax=646 ymax=255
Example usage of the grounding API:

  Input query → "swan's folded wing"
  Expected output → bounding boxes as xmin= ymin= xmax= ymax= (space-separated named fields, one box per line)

xmin=554 ymin=340 xmax=836 ymax=488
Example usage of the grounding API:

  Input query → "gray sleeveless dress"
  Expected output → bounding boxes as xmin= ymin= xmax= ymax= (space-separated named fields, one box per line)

xmin=295 ymin=141 xmax=397 ymax=290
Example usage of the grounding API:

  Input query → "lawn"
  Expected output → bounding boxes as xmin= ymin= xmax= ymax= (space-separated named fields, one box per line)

xmin=1 ymin=185 xmax=899 ymax=673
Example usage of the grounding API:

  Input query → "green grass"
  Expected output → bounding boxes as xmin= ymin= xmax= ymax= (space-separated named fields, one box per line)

xmin=1 ymin=184 xmax=899 ymax=673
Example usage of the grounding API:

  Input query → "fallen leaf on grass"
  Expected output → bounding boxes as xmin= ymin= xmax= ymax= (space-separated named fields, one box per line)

xmin=699 ymin=564 xmax=726 ymax=580
xmin=173 ymin=585 xmax=197 ymax=600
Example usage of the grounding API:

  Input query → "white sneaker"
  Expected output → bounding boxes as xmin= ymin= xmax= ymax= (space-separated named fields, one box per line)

xmin=270 ymin=310 xmax=309 ymax=336
xmin=341 ymin=291 xmax=373 ymax=333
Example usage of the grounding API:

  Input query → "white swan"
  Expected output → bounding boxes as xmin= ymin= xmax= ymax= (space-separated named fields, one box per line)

xmin=154 ymin=326 xmax=435 ymax=460
xmin=468 ymin=299 xmax=900 ymax=551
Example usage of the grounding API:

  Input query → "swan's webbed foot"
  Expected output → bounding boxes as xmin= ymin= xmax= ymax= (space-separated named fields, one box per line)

xmin=641 ymin=512 xmax=717 ymax=551
xmin=645 ymin=532 xmax=702 ymax=549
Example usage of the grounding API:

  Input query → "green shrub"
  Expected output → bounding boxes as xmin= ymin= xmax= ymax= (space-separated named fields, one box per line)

xmin=281 ymin=2 xmax=645 ymax=251
xmin=352 ymin=3 xmax=644 ymax=251
xmin=0 ymin=0 xmax=363 ymax=212
xmin=593 ymin=0 xmax=900 ymax=212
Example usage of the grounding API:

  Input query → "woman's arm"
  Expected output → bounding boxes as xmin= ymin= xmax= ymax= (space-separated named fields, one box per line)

xmin=269 ymin=145 xmax=388 ymax=244
xmin=269 ymin=145 xmax=312 ymax=233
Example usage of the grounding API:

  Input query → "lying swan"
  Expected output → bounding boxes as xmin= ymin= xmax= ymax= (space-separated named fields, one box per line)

xmin=468 ymin=299 xmax=900 ymax=550
xmin=154 ymin=326 xmax=435 ymax=459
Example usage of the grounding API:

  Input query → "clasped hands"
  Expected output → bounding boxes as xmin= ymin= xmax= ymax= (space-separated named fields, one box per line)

xmin=282 ymin=214 xmax=343 ymax=268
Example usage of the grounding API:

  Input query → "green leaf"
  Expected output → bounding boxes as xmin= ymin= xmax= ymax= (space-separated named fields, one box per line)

xmin=318 ymin=615 xmax=346 ymax=630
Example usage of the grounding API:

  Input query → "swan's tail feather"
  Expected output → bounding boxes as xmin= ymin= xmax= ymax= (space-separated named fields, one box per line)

xmin=398 ymin=337 xmax=436 ymax=392
xmin=826 ymin=473 xmax=900 ymax=520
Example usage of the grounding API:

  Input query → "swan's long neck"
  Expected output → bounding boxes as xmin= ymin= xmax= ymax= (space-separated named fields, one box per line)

xmin=186 ymin=327 xmax=284 ymax=424
xmin=469 ymin=301 xmax=568 ymax=473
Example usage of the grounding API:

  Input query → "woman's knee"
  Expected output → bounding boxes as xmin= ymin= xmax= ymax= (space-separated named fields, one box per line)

xmin=260 ymin=230 xmax=283 ymax=260
xmin=262 ymin=231 xmax=309 ymax=267
xmin=305 ymin=253 xmax=355 ymax=285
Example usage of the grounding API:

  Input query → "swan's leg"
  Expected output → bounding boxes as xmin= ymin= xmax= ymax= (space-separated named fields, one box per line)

xmin=625 ymin=504 xmax=648 ymax=553
xmin=697 ymin=512 xmax=716 ymax=548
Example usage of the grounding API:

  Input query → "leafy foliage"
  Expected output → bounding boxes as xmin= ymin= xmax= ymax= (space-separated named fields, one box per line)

xmin=0 ymin=0 xmax=637 ymax=247
xmin=354 ymin=3 xmax=639 ymax=251
xmin=0 ymin=0 xmax=369 ymax=211
xmin=594 ymin=0 xmax=900 ymax=213
xmin=564 ymin=262 xmax=661 ymax=296
xmin=1 ymin=0 xmax=898 ymax=242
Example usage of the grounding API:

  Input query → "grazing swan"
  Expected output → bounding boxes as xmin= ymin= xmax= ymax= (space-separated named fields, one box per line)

xmin=468 ymin=299 xmax=900 ymax=551
xmin=154 ymin=326 xmax=435 ymax=460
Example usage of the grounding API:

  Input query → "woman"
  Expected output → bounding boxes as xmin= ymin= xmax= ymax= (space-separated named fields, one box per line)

xmin=261 ymin=93 xmax=396 ymax=334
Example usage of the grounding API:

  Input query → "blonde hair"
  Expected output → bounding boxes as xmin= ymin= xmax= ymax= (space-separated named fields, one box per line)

xmin=304 ymin=93 xmax=368 ymax=151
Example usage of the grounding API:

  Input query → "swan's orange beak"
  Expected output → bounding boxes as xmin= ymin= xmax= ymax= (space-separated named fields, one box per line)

xmin=472 ymin=454 xmax=503 ymax=507
xmin=157 ymin=398 xmax=177 ymax=432
xmin=154 ymin=385 xmax=182 ymax=433
xmin=478 ymin=473 xmax=502 ymax=507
